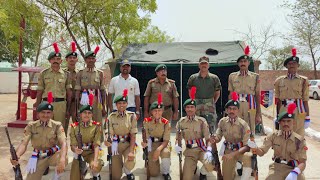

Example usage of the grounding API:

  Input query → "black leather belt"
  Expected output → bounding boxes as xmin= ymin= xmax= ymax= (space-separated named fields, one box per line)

xmin=151 ymin=137 xmax=163 ymax=142
xmin=281 ymin=100 xmax=298 ymax=106
xmin=274 ymin=157 xmax=299 ymax=167
xmin=43 ymin=98 xmax=65 ymax=102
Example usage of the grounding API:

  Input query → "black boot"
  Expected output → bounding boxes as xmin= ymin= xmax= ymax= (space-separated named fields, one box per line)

xmin=163 ymin=173 xmax=172 ymax=180
xmin=93 ymin=175 xmax=101 ymax=180
xmin=236 ymin=161 xmax=243 ymax=176
xmin=43 ymin=167 xmax=49 ymax=175
xmin=127 ymin=174 xmax=135 ymax=180
xmin=199 ymin=173 xmax=207 ymax=180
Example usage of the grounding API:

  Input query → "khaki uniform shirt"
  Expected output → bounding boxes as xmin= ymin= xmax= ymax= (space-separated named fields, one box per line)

xmin=23 ymin=119 xmax=66 ymax=150
xmin=75 ymin=67 xmax=106 ymax=91
xmin=64 ymin=67 xmax=79 ymax=99
xmin=215 ymin=116 xmax=250 ymax=145
xmin=274 ymin=74 xmax=309 ymax=101
xmin=143 ymin=117 xmax=171 ymax=141
xmin=107 ymin=111 xmax=138 ymax=136
xmin=187 ymin=72 xmax=221 ymax=99
xmin=228 ymin=71 xmax=260 ymax=95
xmin=176 ymin=116 xmax=210 ymax=141
xmin=260 ymin=130 xmax=307 ymax=161
xmin=144 ymin=78 xmax=179 ymax=106
xmin=37 ymin=68 xmax=72 ymax=98
xmin=70 ymin=120 xmax=102 ymax=147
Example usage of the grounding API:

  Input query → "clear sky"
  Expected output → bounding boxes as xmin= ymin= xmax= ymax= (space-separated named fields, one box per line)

xmin=150 ymin=0 xmax=290 ymax=44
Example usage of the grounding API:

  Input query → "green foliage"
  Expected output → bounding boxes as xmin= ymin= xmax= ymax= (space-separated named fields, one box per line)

xmin=37 ymin=0 xmax=172 ymax=59
xmin=266 ymin=46 xmax=294 ymax=70
xmin=0 ymin=0 xmax=44 ymax=63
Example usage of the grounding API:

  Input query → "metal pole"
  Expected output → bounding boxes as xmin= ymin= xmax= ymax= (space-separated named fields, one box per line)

xmin=16 ymin=16 xmax=25 ymax=120
xmin=180 ymin=61 xmax=183 ymax=118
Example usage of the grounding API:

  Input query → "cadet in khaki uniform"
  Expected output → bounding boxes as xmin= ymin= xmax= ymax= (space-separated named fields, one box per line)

xmin=65 ymin=41 xmax=79 ymax=124
xmin=274 ymin=48 xmax=310 ymax=137
xmin=228 ymin=46 xmax=261 ymax=133
xmin=141 ymin=96 xmax=172 ymax=180
xmin=75 ymin=46 xmax=107 ymax=125
xmin=175 ymin=87 xmax=214 ymax=180
xmin=247 ymin=103 xmax=307 ymax=180
xmin=10 ymin=100 xmax=67 ymax=180
xmin=144 ymin=64 xmax=179 ymax=121
xmin=70 ymin=96 xmax=103 ymax=180
xmin=34 ymin=43 xmax=72 ymax=135
xmin=211 ymin=92 xmax=252 ymax=180
xmin=104 ymin=89 xmax=137 ymax=180
xmin=187 ymin=56 xmax=221 ymax=129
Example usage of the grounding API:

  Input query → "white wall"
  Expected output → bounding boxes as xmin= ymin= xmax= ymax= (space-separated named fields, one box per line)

xmin=0 ymin=72 xmax=29 ymax=93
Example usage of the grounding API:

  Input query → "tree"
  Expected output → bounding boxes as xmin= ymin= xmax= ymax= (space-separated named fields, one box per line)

xmin=232 ymin=24 xmax=278 ymax=61
xmin=36 ymin=0 xmax=172 ymax=60
xmin=283 ymin=0 xmax=320 ymax=78
xmin=266 ymin=46 xmax=294 ymax=70
xmin=0 ymin=0 xmax=44 ymax=64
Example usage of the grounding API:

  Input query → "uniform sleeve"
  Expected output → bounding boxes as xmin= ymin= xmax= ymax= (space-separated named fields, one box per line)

xmin=186 ymin=75 xmax=193 ymax=89
xmin=99 ymin=71 xmax=106 ymax=90
xmin=228 ymin=74 xmax=234 ymax=92
xmin=255 ymin=75 xmax=261 ymax=93
xmin=65 ymin=72 xmax=72 ymax=89
xmin=163 ymin=123 xmax=171 ymax=141
xmin=175 ymin=120 xmax=181 ymax=139
xmin=302 ymin=78 xmax=309 ymax=101
xmin=143 ymin=81 xmax=151 ymax=97
xmin=214 ymin=76 xmax=222 ymax=91
xmin=274 ymin=79 xmax=280 ymax=99
xmin=22 ymin=124 xmax=32 ymax=143
xmin=259 ymin=133 xmax=274 ymax=155
xmin=69 ymin=127 xmax=77 ymax=146
xmin=215 ymin=120 xmax=223 ymax=141
xmin=242 ymin=123 xmax=251 ymax=146
xmin=56 ymin=124 xmax=67 ymax=143
xmin=202 ymin=120 xmax=210 ymax=140
xmin=75 ymin=71 xmax=81 ymax=90
xmin=130 ymin=114 xmax=138 ymax=134
xmin=172 ymin=82 xmax=179 ymax=97
xmin=297 ymin=139 xmax=307 ymax=161
xmin=37 ymin=72 xmax=45 ymax=91
xmin=106 ymin=115 xmax=114 ymax=136
xmin=93 ymin=125 xmax=102 ymax=146
xmin=134 ymin=79 xmax=140 ymax=96
xmin=108 ymin=78 xmax=115 ymax=94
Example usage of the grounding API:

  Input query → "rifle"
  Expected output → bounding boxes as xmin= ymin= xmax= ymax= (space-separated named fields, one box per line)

xmin=76 ymin=105 xmax=87 ymax=180
xmin=5 ymin=127 xmax=23 ymax=180
xmin=177 ymin=123 xmax=183 ymax=180
xmin=106 ymin=118 xmax=112 ymax=180
xmin=206 ymin=115 xmax=223 ymax=180
xmin=142 ymin=124 xmax=150 ymax=180
xmin=248 ymin=112 xmax=258 ymax=180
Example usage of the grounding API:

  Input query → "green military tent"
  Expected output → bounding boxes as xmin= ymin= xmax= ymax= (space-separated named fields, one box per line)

xmin=113 ymin=41 xmax=256 ymax=118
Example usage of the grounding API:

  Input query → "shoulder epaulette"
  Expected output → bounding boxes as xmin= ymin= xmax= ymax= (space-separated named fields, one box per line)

xmin=148 ymin=78 xmax=156 ymax=83
xmin=40 ymin=68 xmax=50 ymax=74
xmin=127 ymin=111 xmax=134 ymax=114
xmin=293 ymin=132 xmax=303 ymax=141
xmin=92 ymin=121 xmax=101 ymax=126
xmin=144 ymin=117 xmax=152 ymax=122
xmin=71 ymin=122 xmax=79 ymax=127
xmin=197 ymin=116 xmax=207 ymax=122
xmin=161 ymin=118 xmax=169 ymax=124
xmin=168 ymin=79 xmax=175 ymax=83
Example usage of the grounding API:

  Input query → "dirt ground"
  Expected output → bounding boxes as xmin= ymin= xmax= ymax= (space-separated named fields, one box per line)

xmin=1 ymin=94 xmax=320 ymax=180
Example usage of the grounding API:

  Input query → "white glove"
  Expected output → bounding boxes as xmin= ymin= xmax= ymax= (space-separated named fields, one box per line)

xmin=219 ymin=142 xmax=226 ymax=156
xmin=111 ymin=140 xmax=119 ymax=155
xmin=204 ymin=151 xmax=213 ymax=162
xmin=80 ymin=90 xmax=89 ymax=105
xmin=247 ymin=139 xmax=258 ymax=148
xmin=285 ymin=167 xmax=301 ymax=180
xmin=304 ymin=116 xmax=311 ymax=129
xmin=175 ymin=144 xmax=182 ymax=154
xmin=26 ymin=152 xmax=38 ymax=174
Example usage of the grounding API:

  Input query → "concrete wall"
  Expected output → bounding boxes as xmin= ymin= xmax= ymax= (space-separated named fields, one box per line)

xmin=0 ymin=72 xmax=29 ymax=93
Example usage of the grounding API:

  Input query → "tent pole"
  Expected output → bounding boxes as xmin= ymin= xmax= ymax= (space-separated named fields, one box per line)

xmin=180 ymin=61 xmax=183 ymax=119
